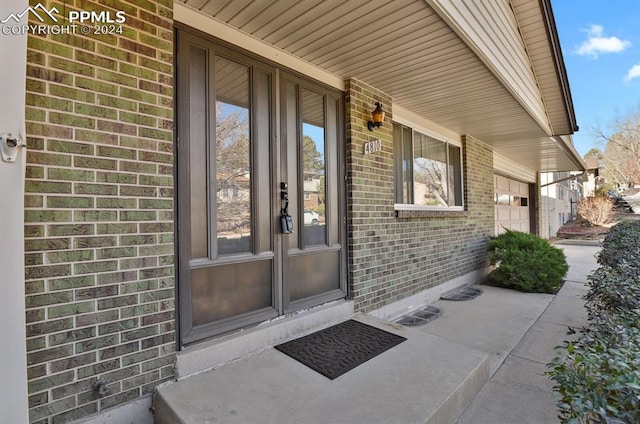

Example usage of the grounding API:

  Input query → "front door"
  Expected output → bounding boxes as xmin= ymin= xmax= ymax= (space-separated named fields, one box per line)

xmin=176 ymin=30 xmax=346 ymax=345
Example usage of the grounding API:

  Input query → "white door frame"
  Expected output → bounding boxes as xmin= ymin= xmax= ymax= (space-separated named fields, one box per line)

xmin=0 ymin=0 xmax=29 ymax=422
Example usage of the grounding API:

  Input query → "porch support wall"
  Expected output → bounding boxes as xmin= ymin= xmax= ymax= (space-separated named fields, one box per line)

xmin=22 ymin=1 xmax=176 ymax=422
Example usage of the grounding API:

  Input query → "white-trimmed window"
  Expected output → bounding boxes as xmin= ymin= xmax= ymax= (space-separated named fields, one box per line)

xmin=393 ymin=123 xmax=463 ymax=210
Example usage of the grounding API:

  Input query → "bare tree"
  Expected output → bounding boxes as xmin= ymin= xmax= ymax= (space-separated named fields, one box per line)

xmin=216 ymin=107 xmax=250 ymax=191
xmin=594 ymin=105 xmax=640 ymax=189
xmin=413 ymin=158 xmax=448 ymax=206
xmin=216 ymin=106 xmax=251 ymax=234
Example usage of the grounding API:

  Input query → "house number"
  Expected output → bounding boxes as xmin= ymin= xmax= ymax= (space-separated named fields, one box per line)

xmin=363 ymin=139 xmax=382 ymax=154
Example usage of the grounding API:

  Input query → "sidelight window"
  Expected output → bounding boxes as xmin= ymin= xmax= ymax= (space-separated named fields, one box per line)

xmin=214 ymin=57 xmax=251 ymax=255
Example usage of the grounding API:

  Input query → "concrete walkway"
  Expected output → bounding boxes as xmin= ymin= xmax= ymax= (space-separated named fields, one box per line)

xmin=154 ymin=242 xmax=601 ymax=424
xmin=456 ymin=242 xmax=601 ymax=424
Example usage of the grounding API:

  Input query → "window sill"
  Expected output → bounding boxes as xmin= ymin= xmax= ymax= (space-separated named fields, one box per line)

xmin=394 ymin=204 xmax=468 ymax=218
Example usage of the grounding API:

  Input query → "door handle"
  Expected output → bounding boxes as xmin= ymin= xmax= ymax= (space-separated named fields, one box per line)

xmin=280 ymin=182 xmax=293 ymax=234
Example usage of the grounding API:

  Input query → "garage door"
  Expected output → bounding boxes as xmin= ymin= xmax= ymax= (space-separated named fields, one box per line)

xmin=495 ymin=175 xmax=530 ymax=235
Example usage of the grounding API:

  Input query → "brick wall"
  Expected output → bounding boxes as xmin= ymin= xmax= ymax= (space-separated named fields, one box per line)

xmin=23 ymin=1 xmax=174 ymax=422
xmin=462 ymin=134 xmax=496 ymax=235
xmin=346 ymin=79 xmax=494 ymax=313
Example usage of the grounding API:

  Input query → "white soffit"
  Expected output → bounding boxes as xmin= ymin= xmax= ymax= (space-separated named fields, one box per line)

xmin=493 ymin=151 xmax=537 ymax=183
xmin=173 ymin=2 xmax=345 ymax=91
xmin=174 ymin=0 xmax=583 ymax=172
xmin=393 ymin=104 xmax=462 ymax=143
xmin=511 ymin=0 xmax=576 ymax=135
xmin=426 ymin=0 xmax=552 ymax=135
xmin=176 ymin=0 xmax=546 ymax=142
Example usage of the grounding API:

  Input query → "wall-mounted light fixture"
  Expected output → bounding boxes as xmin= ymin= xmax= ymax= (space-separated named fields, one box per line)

xmin=367 ymin=102 xmax=385 ymax=131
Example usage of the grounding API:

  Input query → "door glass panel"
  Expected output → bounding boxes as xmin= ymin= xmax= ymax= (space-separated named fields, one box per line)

xmin=189 ymin=46 xmax=208 ymax=259
xmin=301 ymin=88 xmax=326 ymax=246
xmin=191 ymin=260 xmax=272 ymax=325
xmin=215 ymin=57 xmax=251 ymax=255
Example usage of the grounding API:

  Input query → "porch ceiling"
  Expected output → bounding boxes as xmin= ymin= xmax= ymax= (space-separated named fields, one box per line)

xmin=178 ymin=0 xmax=584 ymax=172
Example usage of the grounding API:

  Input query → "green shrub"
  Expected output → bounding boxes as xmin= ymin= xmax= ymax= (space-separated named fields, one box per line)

xmin=549 ymin=268 xmax=640 ymax=424
xmin=549 ymin=326 xmax=640 ymax=424
xmin=598 ymin=220 xmax=640 ymax=270
xmin=548 ymin=219 xmax=640 ymax=423
xmin=487 ymin=230 xmax=568 ymax=293
xmin=586 ymin=265 xmax=640 ymax=318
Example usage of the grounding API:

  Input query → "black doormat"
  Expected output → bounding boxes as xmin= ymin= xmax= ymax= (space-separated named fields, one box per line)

xmin=274 ymin=320 xmax=407 ymax=380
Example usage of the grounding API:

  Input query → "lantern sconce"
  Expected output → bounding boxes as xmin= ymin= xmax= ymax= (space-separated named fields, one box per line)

xmin=367 ymin=102 xmax=385 ymax=131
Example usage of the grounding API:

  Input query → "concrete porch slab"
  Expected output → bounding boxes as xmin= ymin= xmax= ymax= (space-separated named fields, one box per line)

xmin=175 ymin=300 xmax=355 ymax=379
xmin=420 ymin=286 xmax=554 ymax=375
xmin=154 ymin=315 xmax=489 ymax=424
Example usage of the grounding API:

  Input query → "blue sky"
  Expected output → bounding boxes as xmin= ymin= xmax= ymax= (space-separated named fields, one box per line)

xmin=552 ymin=0 xmax=640 ymax=156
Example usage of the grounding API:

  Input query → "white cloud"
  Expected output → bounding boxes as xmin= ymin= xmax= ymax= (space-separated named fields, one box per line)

xmin=576 ymin=24 xmax=631 ymax=58
xmin=625 ymin=64 xmax=640 ymax=82
xmin=587 ymin=24 xmax=604 ymax=37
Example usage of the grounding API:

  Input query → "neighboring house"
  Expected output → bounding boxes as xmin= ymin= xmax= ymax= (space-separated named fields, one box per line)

xmin=540 ymin=157 xmax=602 ymax=238
xmin=583 ymin=156 xmax=602 ymax=197
xmin=540 ymin=171 xmax=582 ymax=238
xmin=0 ymin=0 xmax=586 ymax=423
xmin=303 ymin=178 xmax=321 ymax=210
